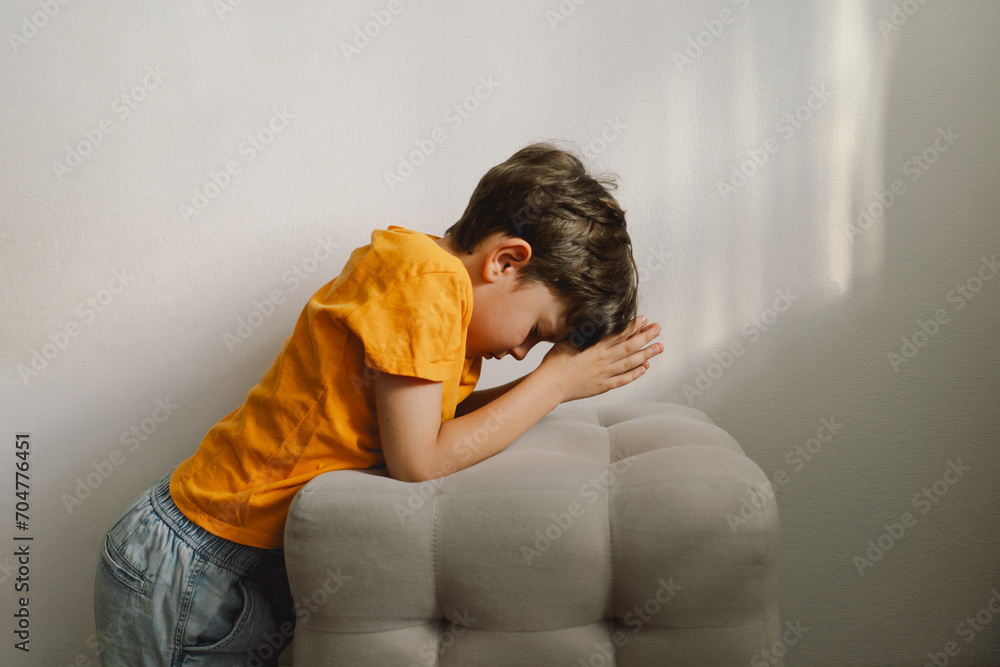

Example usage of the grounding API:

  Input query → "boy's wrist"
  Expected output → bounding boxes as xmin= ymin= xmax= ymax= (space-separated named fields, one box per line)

xmin=529 ymin=360 xmax=568 ymax=405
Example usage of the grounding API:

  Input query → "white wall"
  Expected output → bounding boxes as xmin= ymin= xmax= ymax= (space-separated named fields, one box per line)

xmin=1 ymin=1 xmax=998 ymax=665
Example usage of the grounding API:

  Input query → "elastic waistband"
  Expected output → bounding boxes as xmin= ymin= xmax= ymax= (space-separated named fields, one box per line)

xmin=151 ymin=472 xmax=284 ymax=579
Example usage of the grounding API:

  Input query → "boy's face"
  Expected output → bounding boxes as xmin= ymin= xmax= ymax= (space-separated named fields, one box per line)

xmin=466 ymin=280 xmax=572 ymax=360
xmin=447 ymin=233 xmax=572 ymax=360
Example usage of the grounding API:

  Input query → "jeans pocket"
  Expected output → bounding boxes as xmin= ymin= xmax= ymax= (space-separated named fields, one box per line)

xmin=184 ymin=579 xmax=263 ymax=654
xmin=99 ymin=534 xmax=147 ymax=595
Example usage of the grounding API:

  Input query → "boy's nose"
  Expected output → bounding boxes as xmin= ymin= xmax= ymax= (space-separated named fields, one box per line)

xmin=510 ymin=343 xmax=533 ymax=360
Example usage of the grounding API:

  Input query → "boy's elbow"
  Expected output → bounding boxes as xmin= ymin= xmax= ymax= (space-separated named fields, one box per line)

xmin=385 ymin=456 xmax=441 ymax=484
xmin=397 ymin=473 xmax=430 ymax=484
xmin=387 ymin=466 xmax=439 ymax=484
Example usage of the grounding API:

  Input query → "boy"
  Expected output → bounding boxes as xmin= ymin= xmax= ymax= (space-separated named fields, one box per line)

xmin=94 ymin=143 xmax=662 ymax=665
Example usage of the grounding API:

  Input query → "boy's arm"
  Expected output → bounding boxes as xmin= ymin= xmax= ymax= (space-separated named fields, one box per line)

xmin=454 ymin=376 xmax=526 ymax=417
xmin=375 ymin=319 xmax=661 ymax=482
xmin=375 ymin=369 xmax=558 ymax=482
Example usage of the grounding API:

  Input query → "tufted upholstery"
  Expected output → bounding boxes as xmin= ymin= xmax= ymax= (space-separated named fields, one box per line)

xmin=284 ymin=402 xmax=782 ymax=666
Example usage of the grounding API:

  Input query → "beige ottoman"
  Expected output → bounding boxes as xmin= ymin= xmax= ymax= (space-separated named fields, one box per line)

xmin=284 ymin=401 xmax=782 ymax=666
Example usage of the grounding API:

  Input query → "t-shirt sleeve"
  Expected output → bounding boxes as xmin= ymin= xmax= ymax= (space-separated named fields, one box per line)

xmin=344 ymin=272 xmax=467 ymax=382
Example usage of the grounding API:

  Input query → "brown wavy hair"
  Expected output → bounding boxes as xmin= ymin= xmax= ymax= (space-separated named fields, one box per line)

xmin=445 ymin=143 xmax=638 ymax=349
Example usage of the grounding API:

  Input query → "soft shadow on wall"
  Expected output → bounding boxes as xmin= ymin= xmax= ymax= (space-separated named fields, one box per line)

xmin=638 ymin=3 xmax=1000 ymax=666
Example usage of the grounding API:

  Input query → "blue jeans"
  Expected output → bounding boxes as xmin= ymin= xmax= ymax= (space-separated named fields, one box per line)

xmin=94 ymin=472 xmax=295 ymax=666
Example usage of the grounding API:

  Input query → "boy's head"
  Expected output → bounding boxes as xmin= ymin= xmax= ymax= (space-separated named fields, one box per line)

xmin=445 ymin=143 xmax=638 ymax=351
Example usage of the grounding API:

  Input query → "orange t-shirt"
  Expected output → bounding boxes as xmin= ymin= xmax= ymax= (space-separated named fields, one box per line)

xmin=170 ymin=226 xmax=481 ymax=548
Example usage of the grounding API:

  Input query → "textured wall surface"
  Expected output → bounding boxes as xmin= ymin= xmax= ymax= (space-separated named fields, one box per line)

xmin=1 ymin=1 xmax=998 ymax=665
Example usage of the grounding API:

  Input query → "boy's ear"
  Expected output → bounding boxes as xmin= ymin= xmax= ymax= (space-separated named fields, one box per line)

xmin=483 ymin=237 xmax=532 ymax=283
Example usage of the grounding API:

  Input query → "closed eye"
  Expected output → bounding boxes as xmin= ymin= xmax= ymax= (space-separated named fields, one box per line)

xmin=522 ymin=326 xmax=542 ymax=348
xmin=533 ymin=326 xmax=562 ymax=345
